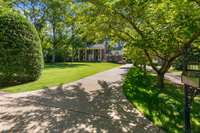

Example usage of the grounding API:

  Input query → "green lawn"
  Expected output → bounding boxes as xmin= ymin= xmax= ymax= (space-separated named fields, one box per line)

xmin=1 ymin=62 xmax=120 ymax=93
xmin=123 ymin=67 xmax=200 ymax=133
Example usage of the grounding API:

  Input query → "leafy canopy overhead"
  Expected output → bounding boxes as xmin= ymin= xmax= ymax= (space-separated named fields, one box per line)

xmin=75 ymin=0 xmax=200 ymax=88
xmin=77 ymin=0 xmax=200 ymax=49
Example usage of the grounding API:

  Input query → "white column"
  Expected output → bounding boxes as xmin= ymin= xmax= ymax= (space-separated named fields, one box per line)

xmin=92 ymin=49 xmax=94 ymax=61
xmin=98 ymin=49 xmax=100 ymax=61
xmin=100 ymin=49 xmax=102 ymax=61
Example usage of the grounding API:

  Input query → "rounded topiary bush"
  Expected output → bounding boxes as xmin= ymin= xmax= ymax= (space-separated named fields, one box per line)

xmin=0 ymin=11 xmax=43 ymax=86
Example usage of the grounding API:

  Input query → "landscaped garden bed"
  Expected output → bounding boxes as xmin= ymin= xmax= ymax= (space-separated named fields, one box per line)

xmin=123 ymin=67 xmax=200 ymax=133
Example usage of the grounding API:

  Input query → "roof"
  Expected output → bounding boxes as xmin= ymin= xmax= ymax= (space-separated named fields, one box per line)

xmin=85 ymin=41 xmax=124 ymax=50
xmin=86 ymin=44 xmax=106 ymax=49
xmin=112 ymin=43 xmax=124 ymax=50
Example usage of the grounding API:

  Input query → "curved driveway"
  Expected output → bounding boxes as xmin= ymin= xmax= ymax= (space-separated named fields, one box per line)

xmin=0 ymin=64 xmax=164 ymax=133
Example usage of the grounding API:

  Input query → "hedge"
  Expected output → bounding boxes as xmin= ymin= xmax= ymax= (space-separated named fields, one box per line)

xmin=0 ymin=11 xmax=43 ymax=86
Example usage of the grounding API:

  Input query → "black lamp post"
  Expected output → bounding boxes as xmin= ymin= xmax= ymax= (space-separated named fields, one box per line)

xmin=181 ymin=46 xmax=200 ymax=133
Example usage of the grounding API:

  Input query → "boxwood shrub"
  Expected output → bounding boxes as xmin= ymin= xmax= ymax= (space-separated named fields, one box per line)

xmin=0 ymin=11 xmax=43 ymax=86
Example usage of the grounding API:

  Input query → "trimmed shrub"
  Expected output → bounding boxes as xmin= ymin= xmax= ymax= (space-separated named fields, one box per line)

xmin=0 ymin=11 xmax=43 ymax=86
xmin=123 ymin=67 xmax=151 ymax=88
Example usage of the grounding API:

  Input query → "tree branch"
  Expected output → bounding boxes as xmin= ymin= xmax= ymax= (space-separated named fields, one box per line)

xmin=168 ymin=31 xmax=200 ymax=62
xmin=144 ymin=49 xmax=159 ymax=73
xmin=113 ymin=10 xmax=145 ymax=38
xmin=151 ymin=49 xmax=168 ymax=61
xmin=110 ymin=26 xmax=136 ymax=41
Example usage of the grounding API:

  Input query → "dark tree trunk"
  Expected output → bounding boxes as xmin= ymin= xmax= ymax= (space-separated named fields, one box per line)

xmin=71 ymin=48 xmax=74 ymax=62
xmin=51 ymin=52 xmax=56 ymax=63
xmin=143 ymin=64 xmax=147 ymax=75
xmin=157 ymin=72 xmax=165 ymax=89
xmin=144 ymin=49 xmax=181 ymax=89
xmin=51 ymin=20 xmax=56 ymax=63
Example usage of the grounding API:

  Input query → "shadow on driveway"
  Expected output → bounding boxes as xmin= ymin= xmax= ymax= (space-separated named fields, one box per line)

xmin=0 ymin=81 xmax=163 ymax=133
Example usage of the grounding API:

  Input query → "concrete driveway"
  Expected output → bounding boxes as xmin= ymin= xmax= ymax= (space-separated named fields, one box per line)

xmin=0 ymin=64 xmax=163 ymax=133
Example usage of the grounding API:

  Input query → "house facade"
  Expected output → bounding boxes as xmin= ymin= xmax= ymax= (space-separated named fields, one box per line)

xmin=76 ymin=42 xmax=124 ymax=63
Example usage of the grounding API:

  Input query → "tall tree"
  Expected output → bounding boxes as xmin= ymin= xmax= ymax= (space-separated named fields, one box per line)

xmin=10 ymin=0 xmax=75 ymax=63
xmin=10 ymin=0 xmax=46 ymax=31
xmin=42 ymin=0 xmax=72 ymax=63
xmin=10 ymin=0 xmax=48 ymax=59
xmin=76 ymin=0 xmax=200 ymax=89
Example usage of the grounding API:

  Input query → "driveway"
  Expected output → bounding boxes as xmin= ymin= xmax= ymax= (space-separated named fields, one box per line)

xmin=0 ymin=64 xmax=163 ymax=133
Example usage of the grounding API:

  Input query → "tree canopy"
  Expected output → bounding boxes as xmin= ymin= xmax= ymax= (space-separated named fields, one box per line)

xmin=75 ymin=0 xmax=200 ymax=88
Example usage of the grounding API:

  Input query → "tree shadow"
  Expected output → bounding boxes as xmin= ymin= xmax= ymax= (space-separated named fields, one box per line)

xmin=123 ymin=74 xmax=200 ymax=133
xmin=0 ymin=81 xmax=162 ymax=133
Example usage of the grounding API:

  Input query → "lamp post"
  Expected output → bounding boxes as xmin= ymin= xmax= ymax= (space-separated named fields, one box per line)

xmin=181 ymin=46 xmax=200 ymax=133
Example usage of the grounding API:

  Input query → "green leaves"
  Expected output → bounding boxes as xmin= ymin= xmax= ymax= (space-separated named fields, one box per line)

xmin=77 ymin=0 xmax=200 ymax=51
xmin=0 ymin=11 xmax=43 ymax=86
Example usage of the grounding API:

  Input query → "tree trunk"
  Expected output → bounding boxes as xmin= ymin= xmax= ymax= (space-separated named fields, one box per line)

xmin=157 ymin=72 xmax=165 ymax=89
xmin=144 ymin=49 xmax=178 ymax=89
xmin=143 ymin=64 xmax=147 ymax=75
xmin=51 ymin=20 xmax=56 ymax=63
xmin=71 ymin=48 xmax=74 ymax=62
xmin=51 ymin=51 xmax=56 ymax=63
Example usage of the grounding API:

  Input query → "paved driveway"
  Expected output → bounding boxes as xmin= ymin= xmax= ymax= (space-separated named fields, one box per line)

xmin=0 ymin=64 xmax=163 ymax=133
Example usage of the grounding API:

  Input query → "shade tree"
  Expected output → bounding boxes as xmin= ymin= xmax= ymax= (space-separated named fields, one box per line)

xmin=123 ymin=45 xmax=148 ymax=72
xmin=10 ymin=0 xmax=85 ymax=63
xmin=75 ymin=0 xmax=200 ymax=89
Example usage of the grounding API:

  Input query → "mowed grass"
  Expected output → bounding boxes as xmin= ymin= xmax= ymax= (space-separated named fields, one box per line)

xmin=1 ymin=62 xmax=120 ymax=93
